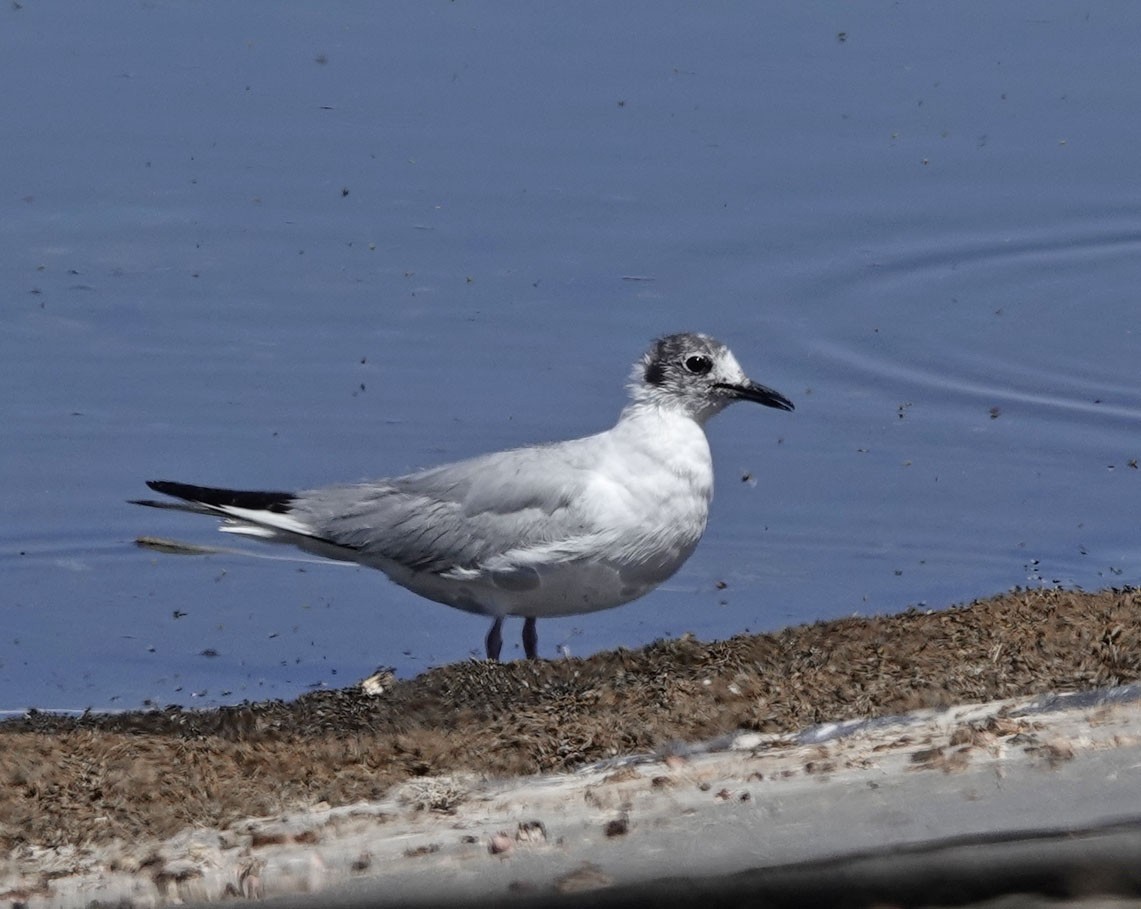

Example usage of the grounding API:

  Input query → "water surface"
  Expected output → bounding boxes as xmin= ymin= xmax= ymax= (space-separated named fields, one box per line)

xmin=2 ymin=2 xmax=1139 ymax=709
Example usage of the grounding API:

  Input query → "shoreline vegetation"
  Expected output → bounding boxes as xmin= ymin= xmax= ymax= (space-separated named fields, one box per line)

xmin=2 ymin=586 xmax=1139 ymax=852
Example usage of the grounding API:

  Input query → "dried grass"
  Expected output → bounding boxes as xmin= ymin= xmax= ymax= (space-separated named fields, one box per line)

xmin=2 ymin=587 xmax=1138 ymax=851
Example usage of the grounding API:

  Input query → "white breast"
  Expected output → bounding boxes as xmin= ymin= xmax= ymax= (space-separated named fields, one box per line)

xmin=439 ymin=405 xmax=714 ymax=618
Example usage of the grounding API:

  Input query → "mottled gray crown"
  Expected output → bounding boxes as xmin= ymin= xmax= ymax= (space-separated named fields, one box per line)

xmin=630 ymin=331 xmax=794 ymax=420
xmin=642 ymin=333 xmax=728 ymax=388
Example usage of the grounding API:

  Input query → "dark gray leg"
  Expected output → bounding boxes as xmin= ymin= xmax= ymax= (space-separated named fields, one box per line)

xmin=522 ymin=617 xmax=538 ymax=660
xmin=486 ymin=617 xmax=503 ymax=661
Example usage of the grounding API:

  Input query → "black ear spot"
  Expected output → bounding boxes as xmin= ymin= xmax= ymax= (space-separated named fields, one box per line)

xmin=684 ymin=354 xmax=713 ymax=375
xmin=644 ymin=359 xmax=666 ymax=386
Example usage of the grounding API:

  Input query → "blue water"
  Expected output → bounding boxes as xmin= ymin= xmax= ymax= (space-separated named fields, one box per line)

xmin=2 ymin=2 xmax=1139 ymax=710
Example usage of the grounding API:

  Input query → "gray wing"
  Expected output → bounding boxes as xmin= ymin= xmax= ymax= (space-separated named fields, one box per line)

xmin=289 ymin=441 xmax=603 ymax=575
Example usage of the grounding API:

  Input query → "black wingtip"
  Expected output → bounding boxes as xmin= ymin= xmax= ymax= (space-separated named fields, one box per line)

xmin=143 ymin=480 xmax=296 ymax=513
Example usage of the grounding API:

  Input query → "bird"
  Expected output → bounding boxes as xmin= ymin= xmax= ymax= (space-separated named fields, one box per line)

xmin=132 ymin=332 xmax=794 ymax=661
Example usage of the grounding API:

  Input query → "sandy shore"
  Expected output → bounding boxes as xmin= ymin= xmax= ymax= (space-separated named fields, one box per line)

xmin=2 ymin=587 xmax=1141 ymax=906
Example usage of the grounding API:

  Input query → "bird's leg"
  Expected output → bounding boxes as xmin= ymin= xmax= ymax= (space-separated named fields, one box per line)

xmin=485 ymin=617 xmax=503 ymax=661
xmin=522 ymin=617 xmax=538 ymax=660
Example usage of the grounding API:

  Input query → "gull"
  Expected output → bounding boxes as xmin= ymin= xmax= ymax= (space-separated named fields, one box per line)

xmin=132 ymin=333 xmax=794 ymax=661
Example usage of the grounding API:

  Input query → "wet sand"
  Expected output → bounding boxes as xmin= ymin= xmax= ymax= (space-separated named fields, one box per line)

xmin=3 ymin=586 xmax=1139 ymax=861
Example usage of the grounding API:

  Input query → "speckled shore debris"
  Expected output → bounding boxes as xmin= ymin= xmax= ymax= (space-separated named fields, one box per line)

xmin=3 ymin=589 xmax=1141 ymax=905
xmin=2 ymin=685 xmax=1141 ymax=907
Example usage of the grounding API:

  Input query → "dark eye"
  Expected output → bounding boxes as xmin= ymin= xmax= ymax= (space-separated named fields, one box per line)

xmin=684 ymin=354 xmax=713 ymax=375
